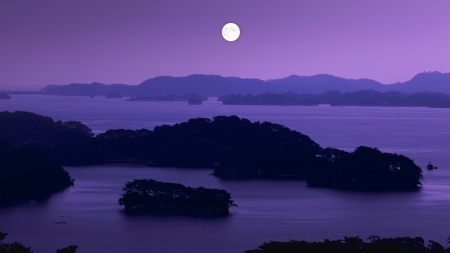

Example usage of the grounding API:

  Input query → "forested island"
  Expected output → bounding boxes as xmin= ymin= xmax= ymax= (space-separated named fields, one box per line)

xmin=0 ymin=140 xmax=74 ymax=205
xmin=220 ymin=90 xmax=450 ymax=108
xmin=0 ymin=93 xmax=11 ymax=100
xmin=245 ymin=236 xmax=450 ymax=253
xmin=0 ymin=111 xmax=424 ymax=191
xmin=126 ymin=93 xmax=207 ymax=102
xmin=118 ymin=179 xmax=236 ymax=216
xmin=306 ymin=147 xmax=423 ymax=190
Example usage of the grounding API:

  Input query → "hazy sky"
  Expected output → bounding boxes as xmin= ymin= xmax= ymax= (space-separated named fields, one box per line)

xmin=1 ymin=0 xmax=449 ymax=90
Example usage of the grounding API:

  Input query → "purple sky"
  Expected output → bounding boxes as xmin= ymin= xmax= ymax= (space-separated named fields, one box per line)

xmin=1 ymin=0 xmax=450 ymax=90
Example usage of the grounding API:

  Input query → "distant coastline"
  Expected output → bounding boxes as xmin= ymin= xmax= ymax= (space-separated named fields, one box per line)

xmin=126 ymin=93 xmax=207 ymax=102
xmin=219 ymin=90 xmax=450 ymax=108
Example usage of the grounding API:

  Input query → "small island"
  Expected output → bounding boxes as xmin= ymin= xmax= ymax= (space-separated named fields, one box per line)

xmin=0 ymin=140 xmax=74 ymax=205
xmin=427 ymin=162 xmax=438 ymax=170
xmin=118 ymin=179 xmax=237 ymax=216
xmin=0 ymin=93 xmax=11 ymax=99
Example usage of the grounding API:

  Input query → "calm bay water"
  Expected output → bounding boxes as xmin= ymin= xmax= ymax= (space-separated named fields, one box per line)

xmin=1 ymin=95 xmax=450 ymax=252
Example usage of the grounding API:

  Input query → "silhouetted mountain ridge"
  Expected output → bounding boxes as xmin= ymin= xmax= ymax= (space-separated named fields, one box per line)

xmin=37 ymin=72 xmax=450 ymax=96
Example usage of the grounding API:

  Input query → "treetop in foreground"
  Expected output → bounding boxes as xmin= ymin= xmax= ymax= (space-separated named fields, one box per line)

xmin=245 ymin=236 xmax=450 ymax=253
xmin=0 ymin=231 xmax=78 ymax=253
xmin=118 ymin=179 xmax=237 ymax=216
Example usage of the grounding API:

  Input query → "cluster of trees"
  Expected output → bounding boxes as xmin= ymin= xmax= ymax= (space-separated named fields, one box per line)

xmin=0 ymin=140 xmax=74 ymax=205
xmin=220 ymin=90 xmax=450 ymax=108
xmin=0 ymin=111 xmax=424 ymax=191
xmin=118 ymin=179 xmax=236 ymax=216
xmin=126 ymin=93 xmax=207 ymax=102
xmin=0 ymin=231 xmax=78 ymax=253
xmin=0 ymin=111 xmax=93 ymax=165
xmin=245 ymin=236 xmax=450 ymax=253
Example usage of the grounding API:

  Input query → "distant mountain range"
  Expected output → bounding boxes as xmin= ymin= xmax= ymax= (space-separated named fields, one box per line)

xmin=13 ymin=71 xmax=450 ymax=96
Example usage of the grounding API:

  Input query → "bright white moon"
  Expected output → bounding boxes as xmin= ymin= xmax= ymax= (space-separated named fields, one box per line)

xmin=222 ymin=23 xmax=240 ymax=42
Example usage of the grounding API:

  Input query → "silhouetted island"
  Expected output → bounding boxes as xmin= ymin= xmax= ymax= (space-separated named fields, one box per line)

xmin=306 ymin=147 xmax=423 ymax=190
xmin=245 ymin=236 xmax=449 ymax=253
xmin=118 ymin=179 xmax=236 ymax=216
xmin=427 ymin=162 xmax=438 ymax=170
xmin=126 ymin=93 xmax=206 ymax=102
xmin=0 ymin=140 xmax=74 ymax=205
xmin=0 ymin=111 xmax=424 ymax=191
xmin=220 ymin=90 xmax=450 ymax=108
xmin=0 ymin=93 xmax=11 ymax=99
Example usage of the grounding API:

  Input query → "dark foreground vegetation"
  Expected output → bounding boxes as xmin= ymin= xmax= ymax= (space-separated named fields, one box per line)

xmin=0 ymin=140 xmax=73 ymax=205
xmin=220 ymin=90 xmax=450 ymax=108
xmin=118 ymin=179 xmax=236 ymax=216
xmin=245 ymin=236 xmax=450 ymax=253
xmin=0 ymin=111 xmax=424 ymax=191
xmin=0 ymin=231 xmax=78 ymax=253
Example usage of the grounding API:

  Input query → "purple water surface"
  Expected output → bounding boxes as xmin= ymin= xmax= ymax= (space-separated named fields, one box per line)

xmin=1 ymin=95 xmax=450 ymax=252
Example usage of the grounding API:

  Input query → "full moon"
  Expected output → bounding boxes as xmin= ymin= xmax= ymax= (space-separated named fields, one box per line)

xmin=222 ymin=23 xmax=240 ymax=42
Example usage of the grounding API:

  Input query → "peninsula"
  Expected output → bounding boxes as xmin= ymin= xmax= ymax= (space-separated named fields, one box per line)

xmin=0 ymin=140 xmax=74 ymax=205
xmin=0 ymin=111 xmax=424 ymax=191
